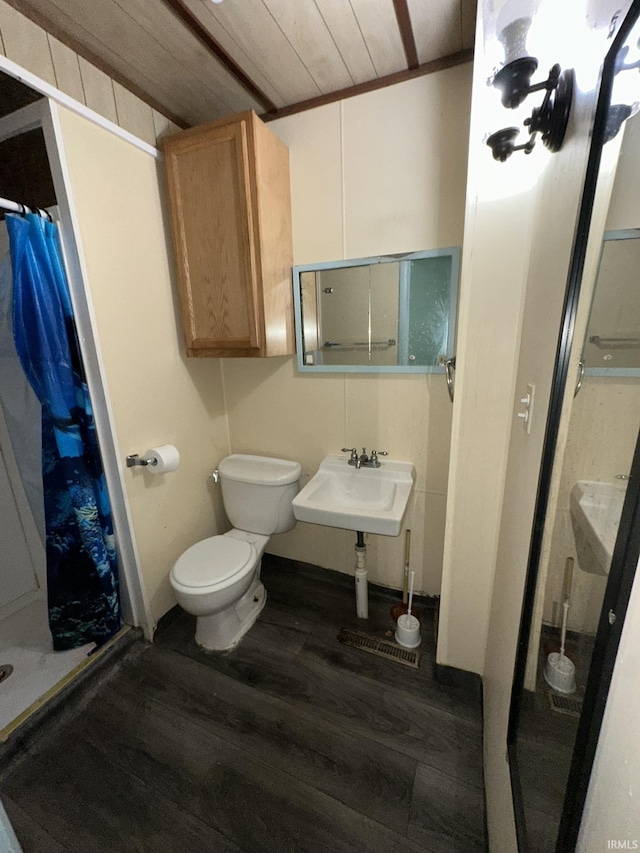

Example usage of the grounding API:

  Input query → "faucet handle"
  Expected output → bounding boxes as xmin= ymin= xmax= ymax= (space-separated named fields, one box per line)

xmin=371 ymin=450 xmax=388 ymax=459
xmin=341 ymin=447 xmax=358 ymax=462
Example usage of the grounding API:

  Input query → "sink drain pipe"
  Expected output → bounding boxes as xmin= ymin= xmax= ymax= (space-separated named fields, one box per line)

xmin=355 ymin=531 xmax=368 ymax=619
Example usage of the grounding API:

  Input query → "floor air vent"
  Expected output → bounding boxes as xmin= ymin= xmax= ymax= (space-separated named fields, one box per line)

xmin=0 ymin=665 xmax=13 ymax=684
xmin=337 ymin=628 xmax=421 ymax=669
xmin=548 ymin=691 xmax=583 ymax=718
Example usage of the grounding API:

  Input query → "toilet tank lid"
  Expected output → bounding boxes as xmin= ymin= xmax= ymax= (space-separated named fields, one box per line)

xmin=218 ymin=454 xmax=301 ymax=485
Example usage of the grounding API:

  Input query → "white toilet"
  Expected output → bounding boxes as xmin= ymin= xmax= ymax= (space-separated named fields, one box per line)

xmin=169 ymin=454 xmax=302 ymax=651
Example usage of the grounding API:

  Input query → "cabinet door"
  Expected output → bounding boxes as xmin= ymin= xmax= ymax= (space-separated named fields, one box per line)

xmin=164 ymin=119 xmax=262 ymax=354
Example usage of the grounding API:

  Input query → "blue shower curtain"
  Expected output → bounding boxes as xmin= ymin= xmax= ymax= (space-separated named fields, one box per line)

xmin=7 ymin=213 xmax=120 ymax=650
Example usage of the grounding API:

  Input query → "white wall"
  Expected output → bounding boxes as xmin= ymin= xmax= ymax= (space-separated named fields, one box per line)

xmin=221 ymin=66 xmax=472 ymax=596
xmin=482 ymin=121 xmax=612 ymax=853
xmin=576 ymin=100 xmax=640 ymax=853
xmin=538 ymin=112 xmax=640 ymax=638
xmin=450 ymin=1 xmax=632 ymax=850
xmin=55 ymin=106 xmax=231 ymax=622
xmin=436 ymin=3 xmax=543 ymax=679
xmin=606 ymin=107 xmax=640 ymax=232
xmin=438 ymin=0 xmax=633 ymax=680
xmin=542 ymin=377 xmax=640 ymax=633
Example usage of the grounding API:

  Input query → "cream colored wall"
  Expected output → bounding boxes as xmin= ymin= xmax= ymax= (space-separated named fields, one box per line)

xmin=439 ymin=8 xmax=544 ymax=847
xmin=221 ymin=66 xmax=471 ymax=595
xmin=537 ymin=112 xmax=640 ymax=638
xmin=523 ymin=114 xmax=638 ymax=689
xmin=583 ymin=238 xmax=640 ymax=370
xmin=56 ymin=105 xmax=230 ymax=622
xmin=436 ymin=12 xmax=543 ymax=680
xmin=457 ymin=1 xmax=630 ymax=850
xmin=605 ymin=108 xmax=640 ymax=231
xmin=482 ymin=112 xmax=624 ymax=853
xmin=439 ymin=0 xmax=631 ymax=683
xmin=542 ymin=378 xmax=640 ymax=633
xmin=0 ymin=0 xmax=180 ymax=146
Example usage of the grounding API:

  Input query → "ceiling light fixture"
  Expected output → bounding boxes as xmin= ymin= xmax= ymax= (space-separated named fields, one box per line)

xmin=486 ymin=4 xmax=574 ymax=162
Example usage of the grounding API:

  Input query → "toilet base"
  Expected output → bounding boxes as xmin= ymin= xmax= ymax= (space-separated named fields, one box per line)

xmin=195 ymin=578 xmax=266 ymax=651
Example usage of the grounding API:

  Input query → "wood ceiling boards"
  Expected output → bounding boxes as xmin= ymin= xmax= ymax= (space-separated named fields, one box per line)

xmin=6 ymin=0 xmax=475 ymax=127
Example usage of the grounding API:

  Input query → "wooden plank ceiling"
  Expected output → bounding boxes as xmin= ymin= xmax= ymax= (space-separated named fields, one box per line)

xmin=8 ymin=0 xmax=475 ymax=127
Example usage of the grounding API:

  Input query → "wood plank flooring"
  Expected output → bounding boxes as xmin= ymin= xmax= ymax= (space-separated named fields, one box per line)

xmin=1 ymin=555 xmax=486 ymax=852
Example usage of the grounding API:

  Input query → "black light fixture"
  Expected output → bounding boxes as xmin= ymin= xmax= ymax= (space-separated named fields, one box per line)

xmin=486 ymin=10 xmax=575 ymax=162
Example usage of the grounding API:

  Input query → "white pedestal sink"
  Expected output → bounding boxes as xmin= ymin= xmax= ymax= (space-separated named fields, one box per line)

xmin=292 ymin=454 xmax=415 ymax=536
xmin=570 ymin=480 xmax=627 ymax=576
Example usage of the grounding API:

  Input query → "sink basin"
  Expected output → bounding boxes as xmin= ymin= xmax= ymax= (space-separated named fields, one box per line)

xmin=570 ymin=480 xmax=627 ymax=576
xmin=292 ymin=454 xmax=415 ymax=536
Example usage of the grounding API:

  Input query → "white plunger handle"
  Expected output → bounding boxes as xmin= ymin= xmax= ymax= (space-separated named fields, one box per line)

xmin=402 ymin=529 xmax=411 ymax=605
xmin=560 ymin=600 xmax=569 ymax=658
xmin=407 ymin=571 xmax=415 ymax=616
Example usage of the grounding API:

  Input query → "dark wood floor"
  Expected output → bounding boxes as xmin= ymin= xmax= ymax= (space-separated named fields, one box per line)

xmin=1 ymin=555 xmax=486 ymax=853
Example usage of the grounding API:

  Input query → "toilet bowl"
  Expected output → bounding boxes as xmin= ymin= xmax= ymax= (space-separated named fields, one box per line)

xmin=169 ymin=454 xmax=301 ymax=650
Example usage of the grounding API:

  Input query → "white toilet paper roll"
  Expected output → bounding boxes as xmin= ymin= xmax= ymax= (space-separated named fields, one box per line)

xmin=143 ymin=444 xmax=180 ymax=474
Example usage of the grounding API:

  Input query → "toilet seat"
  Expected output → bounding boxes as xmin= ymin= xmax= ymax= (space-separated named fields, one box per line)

xmin=171 ymin=535 xmax=256 ymax=590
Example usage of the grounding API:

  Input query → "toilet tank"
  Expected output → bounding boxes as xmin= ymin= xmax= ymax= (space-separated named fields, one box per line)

xmin=218 ymin=454 xmax=302 ymax=535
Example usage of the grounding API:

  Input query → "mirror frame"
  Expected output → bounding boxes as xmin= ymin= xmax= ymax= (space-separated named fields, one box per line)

xmin=292 ymin=247 xmax=460 ymax=374
xmin=508 ymin=3 xmax=640 ymax=850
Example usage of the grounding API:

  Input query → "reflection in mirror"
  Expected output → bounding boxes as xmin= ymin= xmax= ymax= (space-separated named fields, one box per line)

xmin=293 ymin=248 xmax=460 ymax=373
xmin=513 ymin=110 xmax=640 ymax=851
xmin=583 ymin=230 xmax=640 ymax=374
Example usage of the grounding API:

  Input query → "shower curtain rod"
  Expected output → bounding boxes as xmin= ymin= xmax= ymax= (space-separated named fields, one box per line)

xmin=0 ymin=196 xmax=51 ymax=220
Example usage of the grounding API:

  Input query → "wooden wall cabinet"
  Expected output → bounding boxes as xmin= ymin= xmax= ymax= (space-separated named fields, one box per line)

xmin=162 ymin=111 xmax=293 ymax=357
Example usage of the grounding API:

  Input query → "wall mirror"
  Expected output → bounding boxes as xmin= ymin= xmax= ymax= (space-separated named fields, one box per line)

xmin=509 ymin=6 xmax=640 ymax=851
xmin=292 ymin=248 xmax=460 ymax=373
xmin=583 ymin=229 xmax=640 ymax=376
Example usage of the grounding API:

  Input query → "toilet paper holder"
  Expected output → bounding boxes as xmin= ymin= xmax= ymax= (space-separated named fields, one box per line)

xmin=126 ymin=453 xmax=157 ymax=468
xmin=125 ymin=445 xmax=180 ymax=474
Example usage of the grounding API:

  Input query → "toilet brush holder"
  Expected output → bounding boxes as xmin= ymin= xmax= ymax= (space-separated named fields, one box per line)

xmin=546 ymin=569 xmax=577 ymax=695
xmin=395 ymin=613 xmax=421 ymax=649
xmin=544 ymin=651 xmax=577 ymax=694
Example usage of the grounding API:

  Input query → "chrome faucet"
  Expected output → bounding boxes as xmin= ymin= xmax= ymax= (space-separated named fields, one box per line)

xmin=369 ymin=450 xmax=388 ymax=467
xmin=341 ymin=447 xmax=388 ymax=469
xmin=342 ymin=447 xmax=360 ymax=467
